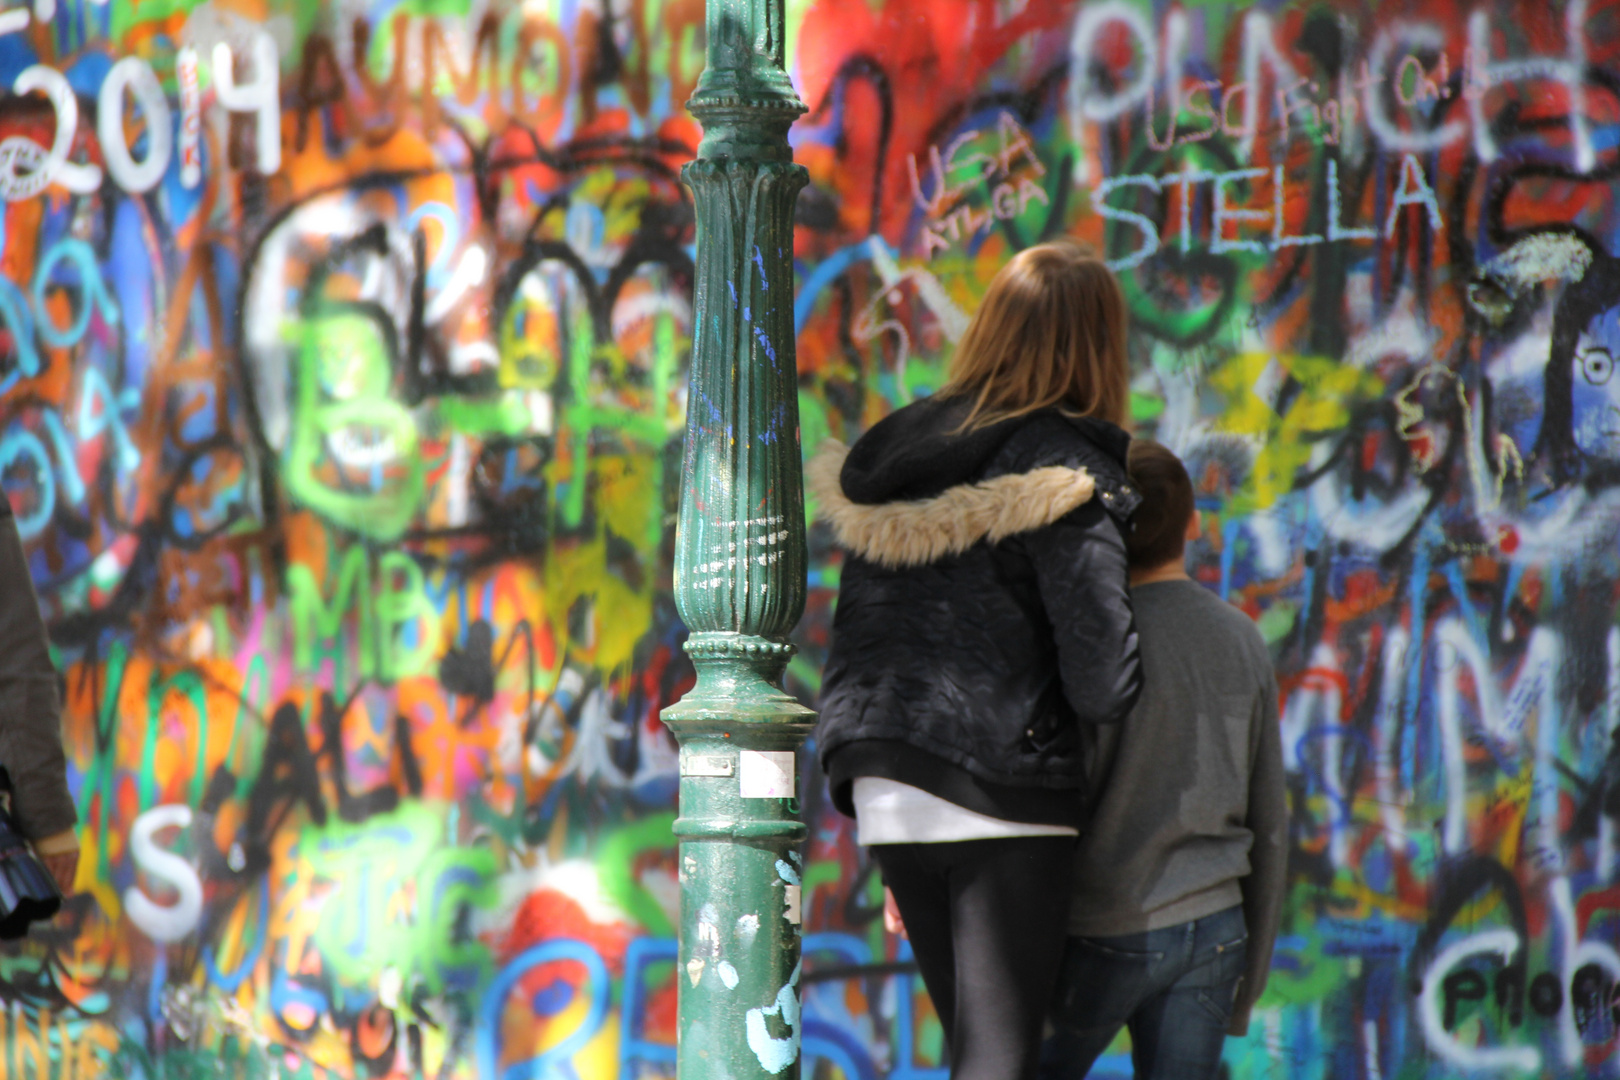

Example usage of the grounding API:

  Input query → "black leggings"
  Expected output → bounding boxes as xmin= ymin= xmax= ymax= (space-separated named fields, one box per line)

xmin=871 ymin=836 xmax=1075 ymax=1080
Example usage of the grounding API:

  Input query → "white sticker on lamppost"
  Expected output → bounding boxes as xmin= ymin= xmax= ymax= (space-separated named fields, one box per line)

xmin=682 ymin=754 xmax=734 ymax=777
xmin=739 ymin=751 xmax=795 ymax=798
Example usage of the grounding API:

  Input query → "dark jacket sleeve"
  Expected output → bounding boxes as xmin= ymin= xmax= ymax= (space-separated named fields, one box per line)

xmin=1230 ymin=664 xmax=1288 ymax=1035
xmin=1020 ymin=500 xmax=1142 ymax=726
xmin=0 ymin=513 xmax=77 ymax=840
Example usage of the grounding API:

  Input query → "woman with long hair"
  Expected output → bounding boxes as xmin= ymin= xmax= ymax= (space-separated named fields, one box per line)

xmin=809 ymin=240 xmax=1142 ymax=1079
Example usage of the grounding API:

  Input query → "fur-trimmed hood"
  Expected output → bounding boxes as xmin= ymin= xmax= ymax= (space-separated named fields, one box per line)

xmin=808 ymin=440 xmax=1098 ymax=568
xmin=805 ymin=396 xmax=1135 ymax=569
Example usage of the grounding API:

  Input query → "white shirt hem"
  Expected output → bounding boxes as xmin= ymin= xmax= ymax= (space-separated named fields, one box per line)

xmin=853 ymin=777 xmax=1079 ymax=844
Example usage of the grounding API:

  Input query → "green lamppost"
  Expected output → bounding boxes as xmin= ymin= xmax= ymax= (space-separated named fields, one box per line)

xmin=660 ymin=0 xmax=814 ymax=1077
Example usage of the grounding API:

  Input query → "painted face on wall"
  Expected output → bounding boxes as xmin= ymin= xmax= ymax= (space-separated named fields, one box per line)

xmin=1571 ymin=304 xmax=1620 ymax=462
xmin=284 ymin=309 xmax=424 ymax=541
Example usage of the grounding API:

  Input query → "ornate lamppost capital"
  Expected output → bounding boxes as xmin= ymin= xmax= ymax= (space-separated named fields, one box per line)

xmin=687 ymin=0 xmax=806 ymax=158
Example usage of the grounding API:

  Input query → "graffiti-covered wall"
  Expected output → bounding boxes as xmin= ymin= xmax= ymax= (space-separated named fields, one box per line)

xmin=0 ymin=0 xmax=1617 ymax=1077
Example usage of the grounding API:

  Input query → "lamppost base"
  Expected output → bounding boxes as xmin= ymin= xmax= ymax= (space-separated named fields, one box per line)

xmin=662 ymin=633 xmax=814 ymax=1079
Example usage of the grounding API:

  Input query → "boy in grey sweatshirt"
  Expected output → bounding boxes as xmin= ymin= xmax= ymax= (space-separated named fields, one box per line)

xmin=1040 ymin=441 xmax=1288 ymax=1080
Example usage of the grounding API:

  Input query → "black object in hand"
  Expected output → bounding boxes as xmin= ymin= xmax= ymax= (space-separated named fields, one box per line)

xmin=0 ymin=771 xmax=60 ymax=939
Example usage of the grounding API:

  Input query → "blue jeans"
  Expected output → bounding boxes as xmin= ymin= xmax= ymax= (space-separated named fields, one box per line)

xmin=1039 ymin=905 xmax=1247 ymax=1080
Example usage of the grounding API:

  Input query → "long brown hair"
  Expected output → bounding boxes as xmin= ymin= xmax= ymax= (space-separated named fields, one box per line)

xmin=938 ymin=240 xmax=1131 ymax=431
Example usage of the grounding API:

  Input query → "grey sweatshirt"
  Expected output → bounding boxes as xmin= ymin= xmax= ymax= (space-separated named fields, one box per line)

xmin=1070 ymin=578 xmax=1287 ymax=1036
xmin=0 ymin=503 xmax=77 ymax=841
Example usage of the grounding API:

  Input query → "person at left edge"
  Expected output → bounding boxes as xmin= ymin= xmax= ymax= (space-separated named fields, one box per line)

xmin=809 ymin=242 xmax=1143 ymax=1080
xmin=0 ymin=494 xmax=80 ymax=895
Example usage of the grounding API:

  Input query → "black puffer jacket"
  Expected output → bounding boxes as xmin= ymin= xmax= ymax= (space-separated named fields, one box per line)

xmin=0 ymin=497 xmax=76 ymax=841
xmin=810 ymin=395 xmax=1142 ymax=828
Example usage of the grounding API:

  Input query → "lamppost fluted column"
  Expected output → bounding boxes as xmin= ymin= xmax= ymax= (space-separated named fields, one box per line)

xmin=661 ymin=1 xmax=814 ymax=1077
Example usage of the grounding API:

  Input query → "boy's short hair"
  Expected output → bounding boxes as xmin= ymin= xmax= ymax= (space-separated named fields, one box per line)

xmin=1125 ymin=440 xmax=1195 ymax=570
